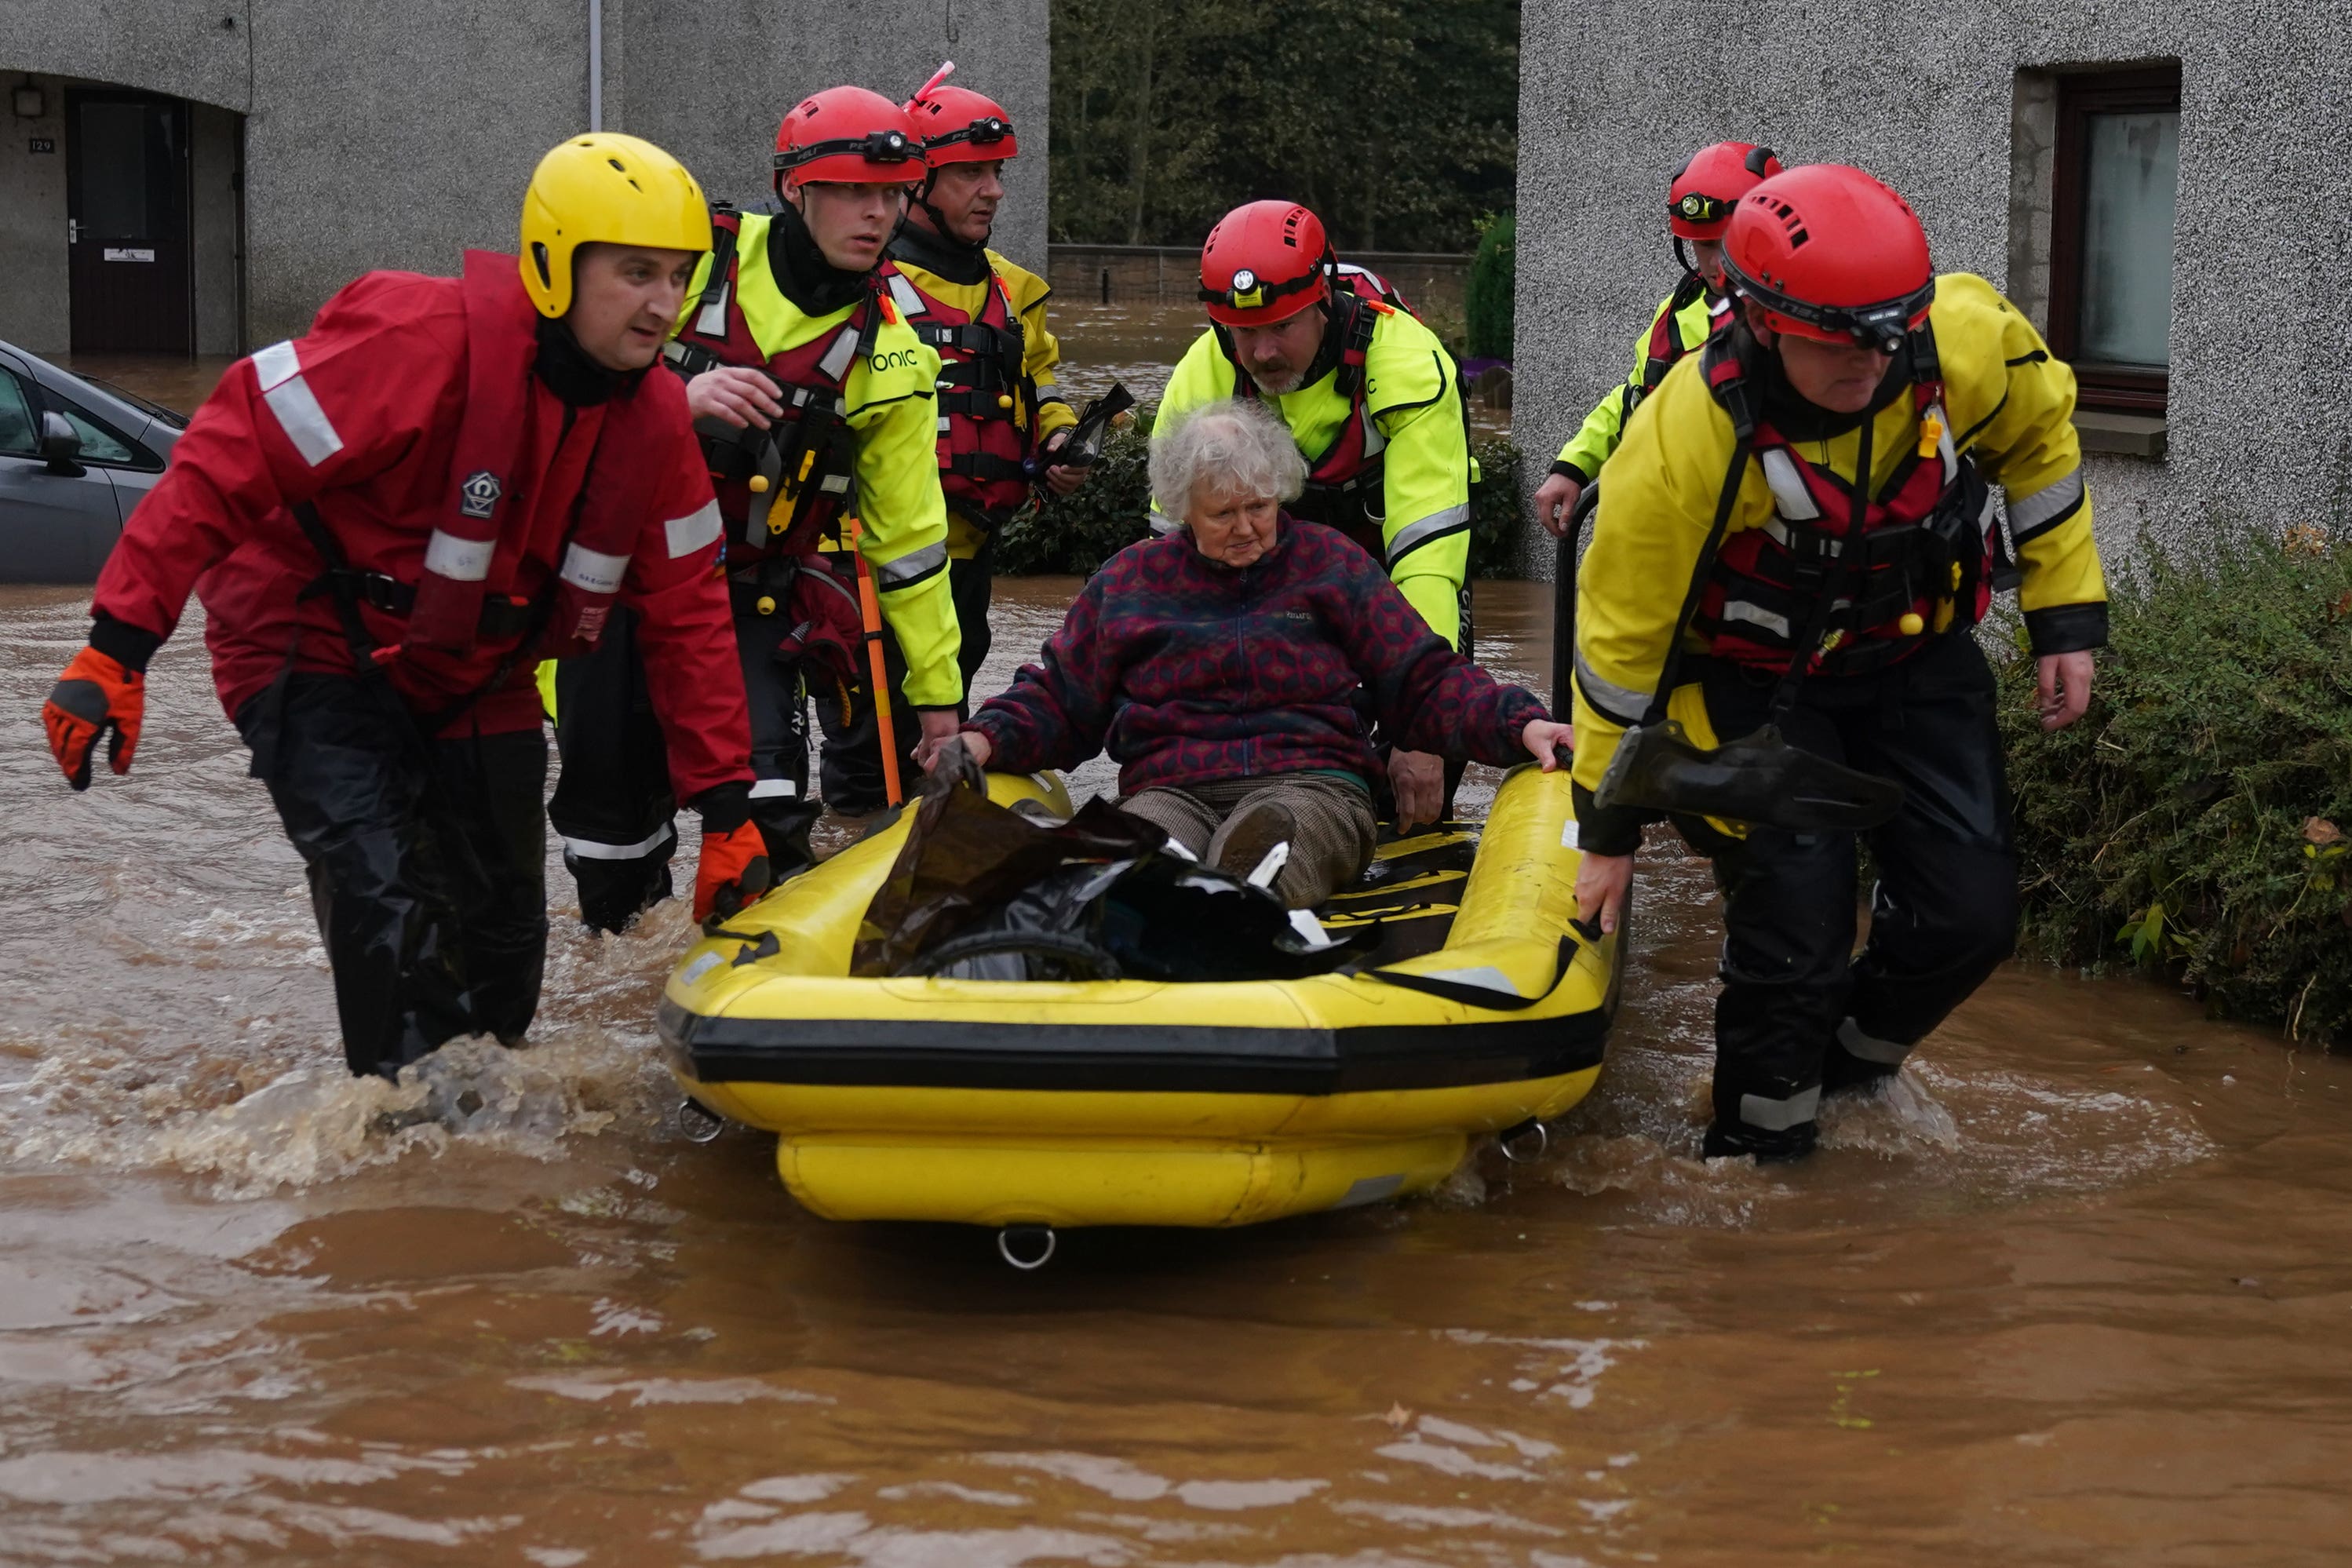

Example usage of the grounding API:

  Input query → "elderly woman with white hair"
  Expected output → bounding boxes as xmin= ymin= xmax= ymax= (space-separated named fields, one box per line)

xmin=916 ymin=401 xmax=1572 ymax=909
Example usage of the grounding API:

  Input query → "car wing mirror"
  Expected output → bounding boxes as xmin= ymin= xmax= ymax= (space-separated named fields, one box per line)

xmin=38 ymin=410 xmax=85 ymax=476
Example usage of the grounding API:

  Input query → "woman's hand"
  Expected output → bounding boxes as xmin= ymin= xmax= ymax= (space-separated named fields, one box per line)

xmin=915 ymin=725 xmax=989 ymax=775
xmin=1522 ymin=718 xmax=1575 ymax=768
xmin=1388 ymin=749 xmax=1445 ymax=834
xmin=687 ymin=367 xmax=785 ymax=431
xmin=1575 ymin=851 xmax=1632 ymax=936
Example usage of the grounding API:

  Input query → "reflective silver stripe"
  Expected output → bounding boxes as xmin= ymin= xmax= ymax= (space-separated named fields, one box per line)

xmin=562 ymin=823 xmax=675 ymax=861
xmin=1836 ymin=1017 xmax=1913 ymax=1065
xmin=560 ymin=543 xmax=630 ymax=594
xmin=252 ymin=339 xmax=301 ymax=390
xmin=873 ymin=541 xmax=947 ymax=586
xmin=2007 ymin=469 xmax=2084 ymax=541
xmin=888 ymin=272 xmax=927 ymax=316
xmin=939 ymin=415 xmax=952 ymax=433
xmin=423 ymin=530 xmax=496 ymax=582
xmin=816 ymin=326 xmax=861 ymax=381
xmin=664 ymin=499 xmax=722 ymax=559
xmin=1758 ymin=448 xmax=1820 ymax=520
xmin=1739 ymin=1085 xmax=1821 ymax=1132
xmin=694 ymin=283 xmax=731 ymax=338
xmin=1762 ymin=516 xmax=1840 ymax=556
xmin=1573 ymin=646 xmax=1650 ymax=726
xmin=1385 ymin=503 xmax=1469 ymax=565
xmin=251 ymin=342 xmax=345 ymax=468
xmin=819 ymin=473 xmax=849 ymax=494
xmin=1722 ymin=600 xmax=1791 ymax=639
xmin=1359 ymin=407 xmax=1388 ymax=461
xmin=749 ymin=778 xmax=799 ymax=800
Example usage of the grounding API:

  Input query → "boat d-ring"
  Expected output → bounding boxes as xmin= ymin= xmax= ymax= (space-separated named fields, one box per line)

xmin=1497 ymin=1118 xmax=1549 ymax=1164
xmin=997 ymin=1223 xmax=1058 ymax=1271
xmin=676 ymin=1097 xmax=725 ymax=1144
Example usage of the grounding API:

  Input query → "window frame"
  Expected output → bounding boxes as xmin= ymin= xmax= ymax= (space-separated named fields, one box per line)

xmin=2046 ymin=62 xmax=2182 ymax=414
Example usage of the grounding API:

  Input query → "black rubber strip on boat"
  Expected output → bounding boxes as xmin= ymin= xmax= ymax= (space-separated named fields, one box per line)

xmin=659 ymin=997 xmax=1609 ymax=1096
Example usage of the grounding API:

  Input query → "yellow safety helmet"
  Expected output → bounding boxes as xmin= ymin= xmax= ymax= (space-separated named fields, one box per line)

xmin=518 ymin=132 xmax=712 ymax=319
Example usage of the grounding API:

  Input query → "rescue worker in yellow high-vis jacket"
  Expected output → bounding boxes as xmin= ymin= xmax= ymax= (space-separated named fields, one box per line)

xmin=544 ymin=86 xmax=961 ymax=932
xmin=1535 ymin=143 xmax=1782 ymax=536
xmin=1567 ymin=164 xmax=2106 ymax=1162
xmin=819 ymin=66 xmax=1086 ymax=809
xmin=1156 ymin=199 xmax=1477 ymax=830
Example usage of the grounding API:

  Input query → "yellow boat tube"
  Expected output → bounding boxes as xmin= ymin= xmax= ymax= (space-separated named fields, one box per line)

xmin=657 ymin=763 xmax=1617 ymax=1233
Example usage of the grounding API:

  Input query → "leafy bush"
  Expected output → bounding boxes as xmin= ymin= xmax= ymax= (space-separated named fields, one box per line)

xmin=1996 ymin=527 xmax=2352 ymax=1043
xmin=997 ymin=411 xmax=1529 ymax=582
xmin=1465 ymin=212 xmax=1515 ymax=361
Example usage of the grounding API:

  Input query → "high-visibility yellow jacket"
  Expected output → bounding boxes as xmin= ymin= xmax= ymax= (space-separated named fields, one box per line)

xmin=678 ymin=213 xmax=962 ymax=709
xmin=1570 ymin=273 xmax=2107 ymax=849
xmin=887 ymin=246 xmax=1077 ymax=561
xmin=1154 ymin=305 xmax=1475 ymax=650
xmin=1554 ymin=281 xmax=1727 ymax=483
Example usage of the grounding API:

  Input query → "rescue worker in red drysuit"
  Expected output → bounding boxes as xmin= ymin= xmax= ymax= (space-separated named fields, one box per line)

xmin=39 ymin=134 xmax=763 ymax=1079
xmin=545 ymin=87 xmax=962 ymax=931
xmin=1533 ymin=141 xmax=1783 ymax=536
xmin=819 ymin=65 xmax=1084 ymax=808
xmin=1568 ymin=165 xmax=2107 ymax=1160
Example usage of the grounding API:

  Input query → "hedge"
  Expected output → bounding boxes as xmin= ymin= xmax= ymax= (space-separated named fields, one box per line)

xmin=1996 ymin=525 xmax=2352 ymax=1044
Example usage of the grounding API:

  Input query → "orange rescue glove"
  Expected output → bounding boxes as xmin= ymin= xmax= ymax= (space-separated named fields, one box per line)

xmin=43 ymin=646 xmax=145 ymax=791
xmin=691 ymin=783 xmax=771 ymax=924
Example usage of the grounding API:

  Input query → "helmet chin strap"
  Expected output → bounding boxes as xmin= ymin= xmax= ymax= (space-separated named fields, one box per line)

xmin=913 ymin=173 xmax=990 ymax=254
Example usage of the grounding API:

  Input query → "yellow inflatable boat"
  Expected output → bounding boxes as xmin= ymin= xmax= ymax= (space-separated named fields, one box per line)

xmin=657 ymin=763 xmax=1617 ymax=1251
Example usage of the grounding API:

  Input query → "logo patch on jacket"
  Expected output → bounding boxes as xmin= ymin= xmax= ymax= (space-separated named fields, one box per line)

xmin=458 ymin=470 xmax=502 ymax=520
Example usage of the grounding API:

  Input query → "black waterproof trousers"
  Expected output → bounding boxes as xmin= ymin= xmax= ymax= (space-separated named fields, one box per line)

xmin=818 ymin=539 xmax=993 ymax=811
xmin=235 ymin=673 xmax=549 ymax=1079
xmin=1679 ymin=632 xmax=2019 ymax=1159
xmin=549 ymin=603 xmax=821 ymax=932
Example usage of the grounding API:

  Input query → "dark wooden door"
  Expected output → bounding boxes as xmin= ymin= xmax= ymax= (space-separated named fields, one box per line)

xmin=67 ymin=92 xmax=193 ymax=355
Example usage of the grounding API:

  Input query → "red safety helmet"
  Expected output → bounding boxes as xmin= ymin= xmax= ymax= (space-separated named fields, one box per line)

xmin=1721 ymin=164 xmax=1934 ymax=352
xmin=906 ymin=62 xmax=1018 ymax=163
xmin=1668 ymin=142 xmax=1782 ymax=240
xmin=1198 ymin=200 xmax=1333 ymax=326
xmin=771 ymin=85 xmax=924 ymax=197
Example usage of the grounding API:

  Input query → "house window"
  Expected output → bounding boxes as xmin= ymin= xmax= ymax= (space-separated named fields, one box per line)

xmin=2047 ymin=64 xmax=2180 ymax=414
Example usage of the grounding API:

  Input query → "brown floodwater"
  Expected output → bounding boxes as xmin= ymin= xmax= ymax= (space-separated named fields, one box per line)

xmin=5 ymin=570 xmax=2350 ymax=1565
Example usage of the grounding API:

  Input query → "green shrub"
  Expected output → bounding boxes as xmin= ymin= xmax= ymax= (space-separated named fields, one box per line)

xmin=1996 ymin=527 xmax=2352 ymax=1043
xmin=1465 ymin=212 xmax=1515 ymax=361
xmin=997 ymin=410 xmax=1528 ymax=582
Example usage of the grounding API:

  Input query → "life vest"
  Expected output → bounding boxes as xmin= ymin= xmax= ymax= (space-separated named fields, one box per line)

xmin=363 ymin=250 xmax=669 ymax=660
xmin=1692 ymin=321 xmax=1995 ymax=677
xmin=1221 ymin=290 xmax=1390 ymax=554
xmin=1333 ymin=261 xmax=1414 ymax=315
xmin=664 ymin=206 xmax=879 ymax=564
xmin=1639 ymin=272 xmax=1731 ymax=398
xmin=883 ymin=260 xmax=1035 ymax=527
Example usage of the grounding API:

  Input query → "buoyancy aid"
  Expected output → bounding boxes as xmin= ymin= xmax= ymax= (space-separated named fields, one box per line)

xmin=1639 ymin=271 xmax=1731 ymax=399
xmin=1221 ymin=290 xmax=1390 ymax=553
xmin=1693 ymin=321 xmax=1996 ymax=676
xmin=883 ymin=257 xmax=1036 ymax=526
xmin=665 ymin=206 xmax=881 ymax=563
xmin=337 ymin=251 xmax=669 ymax=663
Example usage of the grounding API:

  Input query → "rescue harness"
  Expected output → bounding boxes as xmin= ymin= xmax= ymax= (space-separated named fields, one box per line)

xmin=884 ymin=261 xmax=1038 ymax=529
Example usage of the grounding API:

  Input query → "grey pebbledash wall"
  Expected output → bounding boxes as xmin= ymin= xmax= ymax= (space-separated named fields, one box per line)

xmin=1511 ymin=0 xmax=2352 ymax=576
xmin=0 ymin=0 xmax=1047 ymax=351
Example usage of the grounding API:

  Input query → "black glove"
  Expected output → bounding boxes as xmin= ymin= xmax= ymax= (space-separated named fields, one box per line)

xmin=921 ymin=736 xmax=990 ymax=800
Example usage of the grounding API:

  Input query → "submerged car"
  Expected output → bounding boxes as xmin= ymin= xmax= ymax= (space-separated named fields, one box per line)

xmin=1 ymin=340 xmax=185 ymax=582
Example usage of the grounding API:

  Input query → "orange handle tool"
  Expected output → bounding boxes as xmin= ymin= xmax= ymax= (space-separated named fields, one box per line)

xmin=846 ymin=517 xmax=904 ymax=808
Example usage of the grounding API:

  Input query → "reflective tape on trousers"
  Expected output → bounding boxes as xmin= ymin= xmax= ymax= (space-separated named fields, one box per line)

xmin=1836 ymin=1016 xmax=1913 ymax=1065
xmin=561 ymin=822 xmax=676 ymax=861
xmin=1738 ymin=1085 xmax=1821 ymax=1132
